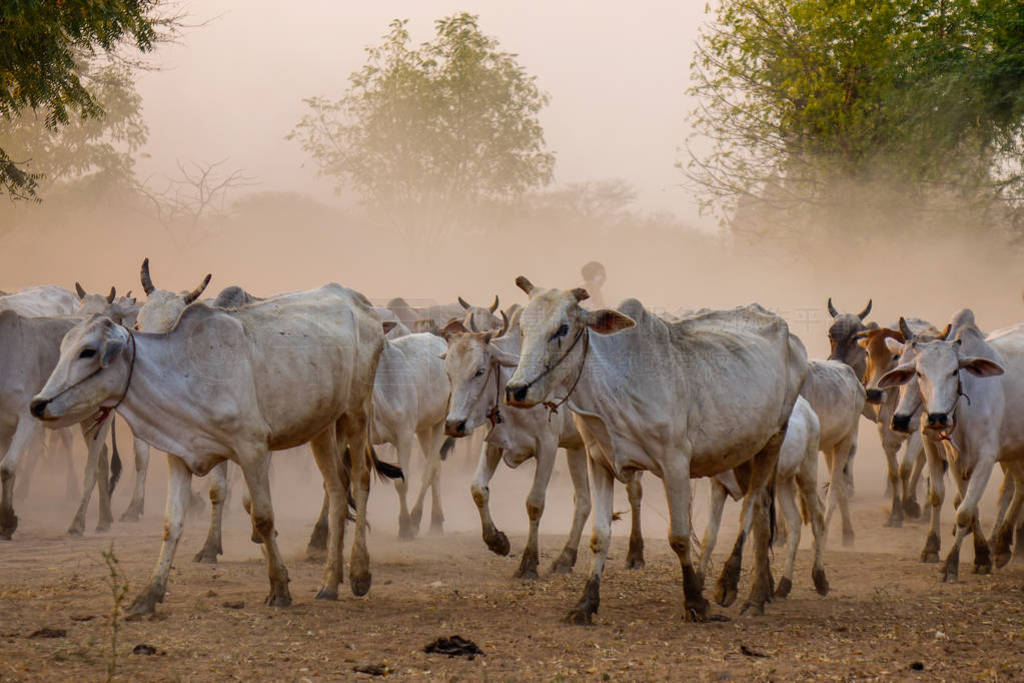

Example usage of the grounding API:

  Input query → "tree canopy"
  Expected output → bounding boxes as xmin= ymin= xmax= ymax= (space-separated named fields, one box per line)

xmin=685 ymin=0 xmax=1024 ymax=237
xmin=288 ymin=13 xmax=554 ymax=234
xmin=0 ymin=0 xmax=161 ymax=200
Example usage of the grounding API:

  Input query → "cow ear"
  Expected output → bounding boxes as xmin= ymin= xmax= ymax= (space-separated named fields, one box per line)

xmin=382 ymin=321 xmax=397 ymax=334
xmin=884 ymin=337 xmax=905 ymax=355
xmin=488 ymin=343 xmax=520 ymax=367
xmin=571 ymin=287 xmax=589 ymax=303
xmin=856 ymin=336 xmax=871 ymax=349
xmin=438 ymin=319 xmax=467 ymax=340
xmin=587 ymin=309 xmax=635 ymax=335
xmin=438 ymin=351 xmax=447 ymax=361
xmin=959 ymin=356 xmax=1004 ymax=377
xmin=878 ymin=364 xmax=915 ymax=389
xmin=100 ymin=337 xmax=126 ymax=368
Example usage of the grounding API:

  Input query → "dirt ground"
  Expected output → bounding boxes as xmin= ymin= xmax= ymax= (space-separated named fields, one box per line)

xmin=2 ymin=432 xmax=1024 ymax=681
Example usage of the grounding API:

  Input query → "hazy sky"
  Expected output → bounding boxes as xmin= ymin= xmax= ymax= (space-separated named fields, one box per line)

xmin=135 ymin=1 xmax=712 ymax=228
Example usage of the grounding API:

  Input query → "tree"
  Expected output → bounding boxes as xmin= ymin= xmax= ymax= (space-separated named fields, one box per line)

xmin=684 ymin=0 xmax=1024 ymax=237
xmin=288 ymin=13 xmax=554 ymax=235
xmin=0 ymin=1 xmax=163 ymax=200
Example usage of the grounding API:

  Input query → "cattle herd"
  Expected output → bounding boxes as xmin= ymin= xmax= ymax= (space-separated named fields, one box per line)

xmin=2 ymin=259 xmax=1023 ymax=628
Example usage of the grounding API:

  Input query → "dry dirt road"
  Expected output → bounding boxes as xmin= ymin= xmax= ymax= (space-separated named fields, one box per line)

xmin=2 ymin=441 xmax=1024 ymax=681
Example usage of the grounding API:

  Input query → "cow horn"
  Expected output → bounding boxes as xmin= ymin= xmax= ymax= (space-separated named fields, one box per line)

xmin=124 ymin=290 xmax=132 ymax=298
xmin=898 ymin=317 xmax=913 ymax=341
xmin=827 ymin=297 xmax=838 ymax=318
xmin=571 ymin=287 xmax=590 ymax=303
xmin=858 ymin=299 xmax=872 ymax=320
xmin=75 ymin=282 xmax=87 ymax=300
xmin=496 ymin=310 xmax=509 ymax=337
xmin=184 ymin=273 xmax=211 ymax=304
xmin=939 ymin=323 xmax=952 ymax=340
xmin=458 ymin=296 xmax=470 ymax=310
xmin=489 ymin=295 xmax=499 ymax=313
xmin=515 ymin=276 xmax=534 ymax=296
xmin=140 ymin=258 xmax=155 ymax=295
xmin=468 ymin=315 xmax=479 ymax=333
xmin=107 ymin=286 xmax=116 ymax=304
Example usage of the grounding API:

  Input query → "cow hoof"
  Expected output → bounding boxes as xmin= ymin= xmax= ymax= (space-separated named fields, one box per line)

xmin=994 ymin=551 xmax=1011 ymax=569
xmin=974 ymin=562 xmax=992 ymax=575
xmin=409 ymin=507 xmax=424 ymax=531
xmin=625 ymin=556 xmax=646 ymax=570
xmin=429 ymin=518 xmax=444 ymax=535
xmin=883 ymin=515 xmax=902 ymax=529
xmin=484 ymin=531 xmax=511 ymax=557
xmin=398 ymin=525 xmax=416 ymax=541
xmin=563 ymin=606 xmax=593 ymax=625
xmin=714 ymin=561 xmax=741 ymax=607
xmin=740 ymin=599 xmax=766 ymax=616
xmin=551 ymin=549 xmax=577 ymax=575
xmin=192 ymin=548 xmax=220 ymax=564
xmin=305 ymin=546 xmax=326 ymax=562
xmin=921 ymin=551 xmax=940 ymax=563
xmin=265 ymin=591 xmax=292 ymax=607
xmin=714 ymin=583 xmax=738 ymax=608
xmin=842 ymin=531 xmax=855 ymax=548
xmin=351 ymin=573 xmax=372 ymax=597
xmin=95 ymin=522 xmax=111 ymax=534
xmin=774 ymin=576 xmax=792 ymax=599
xmin=66 ymin=526 xmax=83 ymax=537
xmin=119 ymin=511 xmax=141 ymax=523
xmin=683 ymin=597 xmax=710 ymax=622
xmin=0 ymin=512 xmax=16 ymax=540
xmin=514 ymin=567 xmax=539 ymax=581
xmin=812 ymin=567 xmax=830 ymax=596
xmin=126 ymin=591 xmax=160 ymax=619
xmin=314 ymin=587 xmax=338 ymax=601
xmin=940 ymin=561 xmax=958 ymax=583
xmin=903 ymin=499 xmax=922 ymax=519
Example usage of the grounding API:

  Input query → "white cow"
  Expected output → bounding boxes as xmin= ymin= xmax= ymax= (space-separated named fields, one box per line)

xmin=700 ymin=395 xmax=829 ymax=598
xmin=880 ymin=311 xmax=1024 ymax=580
xmin=0 ymin=285 xmax=78 ymax=317
xmin=441 ymin=314 xmax=645 ymax=578
xmin=505 ymin=278 xmax=806 ymax=623
xmin=31 ymin=284 xmax=395 ymax=615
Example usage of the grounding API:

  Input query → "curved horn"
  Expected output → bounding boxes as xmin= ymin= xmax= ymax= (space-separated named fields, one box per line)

xmin=939 ymin=323 xmax=952 ymax=340
xmin=140 ymin=258 xmax=155 ymax=295
xmin=898 ymin=317 xmax=913 ymax=341
xmin=458 ymin=296 xmax=470 ymax=310
xmin=826 ymin=297 xmax=838 ymax=318
xmin=497 ymin=309 xmax=509 ymax=337
xmin=183 ymin=273 xmax=211 ymax=304
xmin=857 ymin=299 xmax=872 ymax=320
xmin=515 ymin=276 xmax=534 ymax=296
xmin=75 ymin=282 xmax=87 ymax=300
xmin=489 ymin=295 xmax=499 ymax=313
xmin=107 ymin=286 xmax=116 ymax=304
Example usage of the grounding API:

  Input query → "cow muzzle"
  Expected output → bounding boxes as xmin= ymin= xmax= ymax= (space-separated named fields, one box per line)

xmin=504 ymin=383 xmax=531 ymax=407
xmin=865 ymin=388 xmax=884 ymax=405
xmin=891 ymin=413 xmax=912 ymax=433
xmin=926 ymin=412 xmax=950 ymax=429
xmin=444 ymin=419 xmax=468 ymax=438
xmin=29 ymin=398 xmax=49 ymax=419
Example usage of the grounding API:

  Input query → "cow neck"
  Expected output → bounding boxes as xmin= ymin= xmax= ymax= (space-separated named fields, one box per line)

xmin=540 ymin=327 xmax=589 ymax=420
xmin=90 ymin=330 xmax=136 ymax=437
xmin=113 ymin=332 xmax=205 ymax=459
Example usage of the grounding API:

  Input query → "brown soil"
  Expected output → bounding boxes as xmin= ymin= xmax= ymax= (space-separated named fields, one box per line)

xmin=2 ymin=439 xmax=1024 ymax=681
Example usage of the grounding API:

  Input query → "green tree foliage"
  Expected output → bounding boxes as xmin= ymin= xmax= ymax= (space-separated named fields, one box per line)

xmin=0 ymin=0 xmax=159 ymax=200
xmin=288 ymin=13 xmax=554 ymax=233
xmin=685 ymin=0 xmax=1024 ymax=236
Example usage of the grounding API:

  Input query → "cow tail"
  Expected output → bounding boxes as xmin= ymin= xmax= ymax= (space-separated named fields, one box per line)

xmin=767 ymin=477 xmax=777 ymax=554
xmin=440 ymin=437 xmax=455 ymax=462
xmin=370 ymin=444 xmax=404 ymax=481
xmin=108 ymin=418 xmax=122 ymax=495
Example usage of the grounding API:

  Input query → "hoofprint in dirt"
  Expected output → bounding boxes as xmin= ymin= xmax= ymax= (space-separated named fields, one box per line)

xmin=2 ymin=489 xmax=1024 ymax=681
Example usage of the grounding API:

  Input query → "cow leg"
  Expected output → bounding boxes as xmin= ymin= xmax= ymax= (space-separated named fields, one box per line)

xmin=739 ymin=429 xmax=784 ymax=616
xmin=900 ymin=432 xmax=924 ymax=519
xmin=127 ymin=455 xmax=192 ymax=617
xmin=774 ymin=474 xmax=801 ymax=598
xmin=52 ymin=429 xmax=79 ymax=502
xmin=309 ymin=428 xmax=344 ymax=599
xmin=470 ymin=443 xmax=510 ymax=556
xmin=880 ymin=428 xmax=903 ymax=527
xmin=825 ymin=437 xmax=856 ymax=546
xmin=12 ymin=434 xmax=43 ymax=504
xmin=564 ymin=459 xmax=614 ymax=625
xmin=121 ymin=438 xmax=150 ymax=522
xmin=392 ymin=435 xmax=416 ymax=539
xmin=921 ymin=438 xmax=945 ymax=563
xmin=67 ymin=419 xmax=111 ymax=536
xmin=424 ymin=426 xmax=446 ymax=534
xmin=552 ymin=445 xmax=591 ymax=574
xmin=943 ymin=453 xmax=996 ymax=582
xmin=795 ymin=445 xmax=829 ymax=595
xmin=991 ymin=462 xmax=1024 ymax=569
xmin=661 ymin=458 xmax=710 ymax=622
xmin=343 ymin=415 xmax=373 ymax=597
xmin=306 ymin=487 xmax=329 ymax=557
xmin=698 ymin=479 xmax=728 ymax=591
xmin=239 ymin=450 xmax=291 ymax=606
xmin=515 ymin=437 xmax=557 ymax=580
xmin=625 ymin=471 xmax=645 ymax=569
xmin=193 ymin=460 xmax=228 ymax=563
xmin=714 ymin=470 xmax=755 ymax=608
xmin=94 ymin=433 xmax=113 ymax=533
xmin=0 ymin=418 xmax=41 ymax=540
xmin=411 ymin=425 xmax=444 ymax=535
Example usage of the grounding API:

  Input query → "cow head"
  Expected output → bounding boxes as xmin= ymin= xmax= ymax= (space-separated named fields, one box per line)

xmin=457 ymin=295 xmax=502 ymax=333
xmin=136 ymin=257 xmax=211 ymax=332
xmin=504 ymin=276 xmax=634 ymax=408
xmin=74 ymin=283 xmax=139 ymax=327
xmin=441 ymin=314 xmax=516 ymax=436
xmin=879 ymin=336 xmax=1003 ymax=435
xmin=855 ymin=327 xmax=906 ymax=404
xmin=826 ymin=298 xmax=873 ymax=378
xmin=31 ymin=316 xmax=132 ymax=426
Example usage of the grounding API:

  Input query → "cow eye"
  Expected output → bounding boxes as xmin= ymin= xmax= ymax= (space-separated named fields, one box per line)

xmin=79 ymin=348 xmax=97 ymax=359
xmin=474 ymin=367 xmax=485 ymax=378
xmin=550 ymin=324 xmax=569 ymax=341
